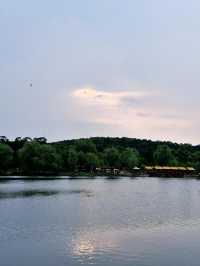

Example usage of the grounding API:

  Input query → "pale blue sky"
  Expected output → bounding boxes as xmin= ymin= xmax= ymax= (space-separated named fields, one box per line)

xmin=1 ymin=0 xmax=200 ymax=144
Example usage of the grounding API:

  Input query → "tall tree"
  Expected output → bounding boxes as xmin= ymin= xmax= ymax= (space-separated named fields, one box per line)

xmin=67 ymin=148 xmax=78 ymax=171
xmin=120 ymin=148 xmax=139 ymax=169
xmin=76 ymin=139 xmax=97 ymax=153
xmin=0 ymin=136 xmax=9 ymax=144
xmin=192 ymin=151 xmax=200 ymax=171
xmin=104 ymin=147 xmax=120 ymax=168
xmin=85 ymin=153 xmax=100 ymax=172
xmin=33 ymin=137 xmax=47 ymax=144
xmin=0 ymin=144 xmax=13 ymax=172
xmin=18 ymin=141 xmax=61 ymax=174
xmin=153 ymin=145 xmax=177 ymax=166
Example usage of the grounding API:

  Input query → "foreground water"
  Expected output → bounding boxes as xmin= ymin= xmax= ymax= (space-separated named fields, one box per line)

xmin=1 ymin=177 xmax=200 ymax=266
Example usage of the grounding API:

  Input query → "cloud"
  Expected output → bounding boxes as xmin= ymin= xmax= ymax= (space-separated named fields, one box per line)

xmin=70 ymin=86 xmax=190 ymax=129
xmin=48 ymin=84 xmax=198 ymax=144
xmin=72 ymin=86 xmax=151 ymax=107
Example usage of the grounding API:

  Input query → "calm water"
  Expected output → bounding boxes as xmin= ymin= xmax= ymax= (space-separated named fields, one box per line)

xmin=1 ymin=177 xmax=200 ymax=266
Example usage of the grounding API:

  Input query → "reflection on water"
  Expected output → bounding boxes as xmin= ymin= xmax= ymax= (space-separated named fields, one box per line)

xmin=0 ymin=189 xmax=94 ymax=200
xmin=72 ymin=239 xmax=95 ymax=256
xmin=0 ymin=190 xmax=62 ymax=199
xmin=71 ymin=229 xmax=119 ymax=259
xmin=1 ymin=177 xmax=200 ymax=266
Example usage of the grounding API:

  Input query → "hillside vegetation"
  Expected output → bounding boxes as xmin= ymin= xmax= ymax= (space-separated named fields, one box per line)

xmin=0 ymin=136 xmax=200 ymax=175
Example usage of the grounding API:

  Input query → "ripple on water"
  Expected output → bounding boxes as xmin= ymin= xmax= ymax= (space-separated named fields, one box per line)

xmin=1 ymin=178 xmax=200 ymax=266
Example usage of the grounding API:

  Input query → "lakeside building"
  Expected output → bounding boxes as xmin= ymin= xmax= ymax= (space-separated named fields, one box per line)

xmin=95 ymin=166 xmax=197 ymax=178
xmin=96 ymin=168 xmax=120 ymax=175
xmin=144 ymin=166 xmax=196 ymax=177
xmin=95 ymin=167 xmax=141 ymax=176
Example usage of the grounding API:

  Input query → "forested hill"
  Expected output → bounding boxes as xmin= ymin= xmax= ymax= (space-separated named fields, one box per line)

xmin=0 ymin=136 xmax=200 ymax=175
xmin=55 ymin=137 xmax=200 ymax=166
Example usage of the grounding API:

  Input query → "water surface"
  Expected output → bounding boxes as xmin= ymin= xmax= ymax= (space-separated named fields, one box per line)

xmin=1 ymin=177 xmax=200 ymax=266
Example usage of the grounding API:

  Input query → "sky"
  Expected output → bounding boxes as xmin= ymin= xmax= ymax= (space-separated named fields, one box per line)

xmin=0 ymin=0 xmax=200 ymax=144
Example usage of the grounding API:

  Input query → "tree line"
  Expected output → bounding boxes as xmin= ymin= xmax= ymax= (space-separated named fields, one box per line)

xmin=0 ymin=136 xmax=200 ymax=175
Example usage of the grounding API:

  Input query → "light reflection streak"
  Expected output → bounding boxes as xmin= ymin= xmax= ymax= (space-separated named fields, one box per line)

xmin=71 ymin=229 xmax=119 ymax=259
xmin=72 ymin=239 xmax=95 ymax=256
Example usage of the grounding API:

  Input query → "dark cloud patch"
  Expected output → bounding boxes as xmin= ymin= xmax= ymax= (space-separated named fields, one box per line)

xmin=136 ymin=112 xmax=185 ymax=120
xmin=95 ymin=94 xmax=104 ymax=99
xmin=136 ymin=112 xmax=152 ymax=118
xmin=121 ymin=96 xmax=142 ymax=106
xmin=159 ymin=114 xmax=184 ymax=120
xmin=94 ymin=94 xmax=106 ymax=101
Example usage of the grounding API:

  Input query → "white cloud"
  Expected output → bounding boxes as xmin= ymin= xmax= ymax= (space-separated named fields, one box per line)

xmin=70 ymin=86 xmax=190 ymax=129
xmin=51 ymin=85 xmax=198 ymax=144
xmin=72 ymin=86 xmax=151 ymax=106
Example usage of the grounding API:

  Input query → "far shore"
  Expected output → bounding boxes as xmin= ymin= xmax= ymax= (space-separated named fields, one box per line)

xmin=0 ymin=174 xmax=199 ymax=180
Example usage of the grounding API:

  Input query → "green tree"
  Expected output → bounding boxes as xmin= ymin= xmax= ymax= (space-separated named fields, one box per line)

xmin=153 ymin=145 xmax=177 ymax=166
xmin=191 ymin=151 xmax=200 ymax=171
xmin=0 ymin=144 xmax=13 ymax=172
xmin=85 ymin=153 xmax=100 ymax=172
xmin=67 ymin=148 xmax=78 ymax=171
xmin=0 ymin=136 xmax=9 ymax=144
xmin=33 ymin=137 xmax=47 ymax=144
xmin=104 ymin=147 xmax=120 ymax=168
xmin=18 ymin=141 xmax=61 ymax=173
xmin=175 ymin=144 xmax=193 ymax=165
xmin=18 ymin=141 xmax=42 ymax=172
xmin=37 ymin=145 xmax=62 ymax=172
xmin=120 ymin=148 xmax=139 ymax=169
xmin=77 ymin=151 xmax=87 ymax=169
xmin=76 ymin=139 xmax=97 ymax=153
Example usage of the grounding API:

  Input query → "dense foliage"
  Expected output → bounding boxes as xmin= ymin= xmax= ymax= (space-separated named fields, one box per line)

xmin=0 ymin=136 xmax=199 ymax=175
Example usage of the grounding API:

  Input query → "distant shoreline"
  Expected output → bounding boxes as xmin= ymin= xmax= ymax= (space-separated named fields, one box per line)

xmin=0 ymin=137 xmax=200 ymax=181
xmin=0 ymin=174 xmax=199 ymax=181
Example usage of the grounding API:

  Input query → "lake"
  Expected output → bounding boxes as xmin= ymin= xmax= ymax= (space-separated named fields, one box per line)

xmin=1 ymin=177 xmax=200 ymax=266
